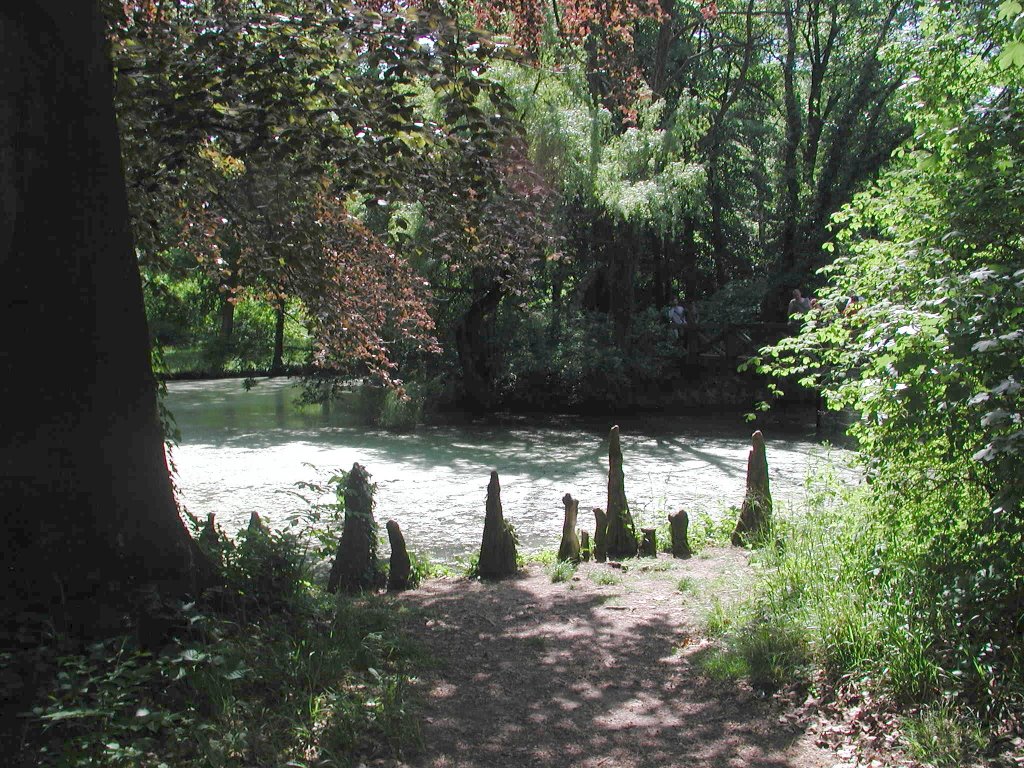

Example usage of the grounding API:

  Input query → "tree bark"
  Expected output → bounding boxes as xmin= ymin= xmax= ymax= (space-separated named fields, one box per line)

xmin=454 ymin=280 xmax=502 ymax=412
xmin=271 ymin=295 xmax=286 ymax=375
xmin=1 ymin=2 xmax=210 ymax=632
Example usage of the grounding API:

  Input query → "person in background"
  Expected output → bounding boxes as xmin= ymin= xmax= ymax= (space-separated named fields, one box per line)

xmin=787 ymin=288 xmax=812 ymax=321
xmin=667 ymin=294 xmax=687 ymax=340
xmin=843 ymin=290 xmax=863 ymax=315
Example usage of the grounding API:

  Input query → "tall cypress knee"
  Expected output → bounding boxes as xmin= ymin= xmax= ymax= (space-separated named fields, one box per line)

xmin=605 ymin=426 xmax=638 ymax=558
xmin=328 ymin=463 xmax=380 ymax=592
xmin=478 ymin=471 xmax=517 ymax=579
xmin=731 ymin=431 xmax=772 ymax=546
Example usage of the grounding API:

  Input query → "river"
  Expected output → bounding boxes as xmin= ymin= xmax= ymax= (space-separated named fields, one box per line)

xmin=165 ymin=377 xmax=857 ymax=564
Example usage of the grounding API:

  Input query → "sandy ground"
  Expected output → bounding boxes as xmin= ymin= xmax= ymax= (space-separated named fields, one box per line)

xmin=390 ymin=547 xmax=837 ymax=768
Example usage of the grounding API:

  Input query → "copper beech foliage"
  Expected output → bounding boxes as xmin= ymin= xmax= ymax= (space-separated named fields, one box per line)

xmin=108 ymin=0 xmax=532 ymax=384
xmin=468 ymin=0 xmax=719 ymax=123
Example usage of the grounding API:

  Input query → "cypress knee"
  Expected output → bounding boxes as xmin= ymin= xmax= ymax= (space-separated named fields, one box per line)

xmin=328 ymin=463 xmax=380 ymax=592
xmin=580 ymin=531 xmax=591 ymax=562
xmin=605 ymin=426 xmax=638 ymax=558
xmin=558 ymin=493 xmax=581 ymax=563
xmin=386 ymin=519 xmax=411 ymax=591
xmin=639 ymin=528 xmax=657 ymax=557
xmin=478 ymin=471 xmax=518 ymax=579
xmin=731 ymin=430 xmax=773 ymax=546
xmin=669 ymin=509 xmax=692 ymax=558
xmin=198 ymin=513 xmax=220 ymax=551
xmin=593 ymin=508 xmax=608 ymax=563
xmin=247 ymin=510 xmax=266 ymax=534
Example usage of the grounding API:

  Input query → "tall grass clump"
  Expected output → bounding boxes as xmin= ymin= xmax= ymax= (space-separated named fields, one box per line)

xmin=712 ymin=479 xmax=943 ymax=697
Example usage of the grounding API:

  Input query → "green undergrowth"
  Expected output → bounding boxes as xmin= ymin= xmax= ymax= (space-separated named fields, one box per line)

xmin=12 ymin=527 xmax=426 ymax=768
xmin=699 ymin=466 xmax=1024 ymax=765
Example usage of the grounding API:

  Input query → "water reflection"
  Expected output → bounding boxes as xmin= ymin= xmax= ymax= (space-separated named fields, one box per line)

xmin=165 ymin=377 xmax=856 ymax=563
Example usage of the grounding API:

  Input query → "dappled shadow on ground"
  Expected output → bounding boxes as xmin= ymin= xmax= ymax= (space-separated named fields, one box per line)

xmin=393 ymin=551 xmax=829 ymax=768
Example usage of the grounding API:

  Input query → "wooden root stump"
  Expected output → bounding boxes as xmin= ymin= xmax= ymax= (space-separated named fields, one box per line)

xmin=247 ymin=510 xmax=266 ymax=535
xmin=198 ymin=513 xmax=219 ymax=550
xmin=731 ymin=430 xmax=773 ymax=546
xmin=478 ymin=470 xmax=518 ymax=579
xmin=639 ymin=528 xmax=657 ymax=557
xmin=605 ymin=425 xmax=638 ymax=559
xmin=328 ymin=463 xmax=381 ymax=592
xmin=558 ymin=493 xmax=581 ymax=563
xmin=593 ymin=508 xmax=608 ymax=563
xmin=386 ymin=519 xmax=411 ymax=592
xmin=669 ymin=509 xmax=692 ymax=559
xmin=580 ymin=530 xmax=591 ymax=562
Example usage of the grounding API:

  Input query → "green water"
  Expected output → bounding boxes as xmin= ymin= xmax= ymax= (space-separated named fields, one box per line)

xmin=165 ymin=377 xmax=855 ymax=562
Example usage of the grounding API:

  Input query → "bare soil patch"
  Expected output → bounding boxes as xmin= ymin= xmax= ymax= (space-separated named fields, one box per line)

xmin=391 ymin=547 xmax=835 ymax=768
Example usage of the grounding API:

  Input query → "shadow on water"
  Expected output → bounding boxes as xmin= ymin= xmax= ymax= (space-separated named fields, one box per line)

xmin=164 ymin=378 xmax=858 ymax=563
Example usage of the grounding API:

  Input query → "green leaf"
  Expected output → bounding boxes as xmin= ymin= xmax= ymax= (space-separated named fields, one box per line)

xmin=997 ymin=0 xmax=1022 ymax=20
xmin=997 ymin=40 xmax=1024 ymax=69
xmin=41 ymin=708 xmax=104 ymax=721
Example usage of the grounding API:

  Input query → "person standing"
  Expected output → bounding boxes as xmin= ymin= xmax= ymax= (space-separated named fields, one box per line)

xmin=787 ymin=288 xmax=811 ymax=321
xmin=667 ymin=294 xmax=687 ymax=340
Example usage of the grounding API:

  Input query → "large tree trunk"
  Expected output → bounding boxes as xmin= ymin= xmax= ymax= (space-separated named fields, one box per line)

xmin=0 ymin=2 xmax=209 ymax=633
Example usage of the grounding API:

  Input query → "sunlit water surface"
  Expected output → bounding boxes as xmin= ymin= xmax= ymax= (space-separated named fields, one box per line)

xmin=166 ymin=378 xmax=858 ymax=563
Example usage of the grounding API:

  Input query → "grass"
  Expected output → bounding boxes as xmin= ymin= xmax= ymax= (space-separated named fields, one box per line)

xmin=549 ymin=560 xmax=578 ymax=583
xmin=696 ymin=463 xmax=1022 ymax=765
xmin=588 ymin=569 xmax=623 ymax=586
xmin=636 ymin=559 xmax=672 ymax=573
xmin=902 ymin=705 xmax=987 ymax=768
xmin=676 ymin=576 xmax=698 ymax=595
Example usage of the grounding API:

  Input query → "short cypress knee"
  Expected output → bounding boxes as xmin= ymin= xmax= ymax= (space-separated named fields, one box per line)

xmin=669 ymin=509 xmax=692 ymax=558
xmin=639 ymin=528 xmax=657 ymax=557
xmin=386 ymin=519 xmax=411 ymax=591
xmin=558 ymin=493 xmax=581 ymax=563
xmin=593 ymin=508 xmax=608 ymax=563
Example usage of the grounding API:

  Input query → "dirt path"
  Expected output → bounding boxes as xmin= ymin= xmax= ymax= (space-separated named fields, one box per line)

xmin=393 ymin=547 xmax=834 ymax=768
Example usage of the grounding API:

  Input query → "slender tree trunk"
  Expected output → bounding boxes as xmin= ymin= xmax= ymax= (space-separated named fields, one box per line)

xmin=271 ymin=295 xmax=286 ymax=375
xmin=778 ymin=0 xmax=803 ymax=275
xmin=1 ymin=2 xmax=209 ymax=631
xmin=454 ymin=280 xmax=503 ymax=411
